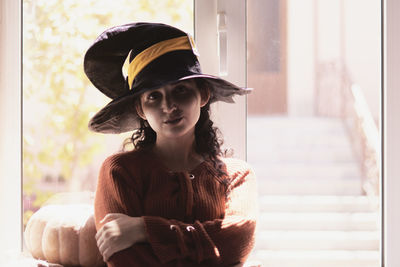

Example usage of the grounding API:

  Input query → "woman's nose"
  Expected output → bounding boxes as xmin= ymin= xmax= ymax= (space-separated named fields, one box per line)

xmin=162 ymin=94 xmax=177 ymax=112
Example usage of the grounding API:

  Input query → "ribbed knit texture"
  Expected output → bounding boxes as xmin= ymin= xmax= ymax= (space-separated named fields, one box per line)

xmin=94 ymin=149 xmax=257 ymax=267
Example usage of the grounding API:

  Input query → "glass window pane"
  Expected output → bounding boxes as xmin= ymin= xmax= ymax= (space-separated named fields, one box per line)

xmin=23 ymin=0 xmax=193 ymax=229
xmin=246 ymin=0 xmax=380 ymax=266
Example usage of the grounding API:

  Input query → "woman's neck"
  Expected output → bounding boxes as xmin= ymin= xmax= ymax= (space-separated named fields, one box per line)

xmin=153 ymin=132 xmax=203 ymax=172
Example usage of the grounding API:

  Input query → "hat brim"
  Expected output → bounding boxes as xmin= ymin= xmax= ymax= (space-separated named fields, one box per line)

xmin=88 ymin=75 xmax=252 ymax=134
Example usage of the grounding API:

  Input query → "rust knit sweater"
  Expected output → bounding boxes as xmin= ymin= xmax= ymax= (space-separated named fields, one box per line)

xmin=94 ymin=149 xmax=257 ymax=267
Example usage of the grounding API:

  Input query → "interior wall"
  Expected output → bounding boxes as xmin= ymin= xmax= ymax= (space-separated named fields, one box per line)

xmin=344 ymin=0 xmax=381 ymax=124
xmin=287 ymin=0 xmax=315 ymax=117
xmin=287 ymin=0 xmax=380 ymax=121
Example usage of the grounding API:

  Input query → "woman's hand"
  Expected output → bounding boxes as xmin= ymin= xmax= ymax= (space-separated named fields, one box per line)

xmin=95 ymin=213 xmax=147 ymax=261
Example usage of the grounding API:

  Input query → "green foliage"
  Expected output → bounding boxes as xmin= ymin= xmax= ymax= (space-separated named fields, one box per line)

xmin=23 ymin=0 xmax=193 ymax=226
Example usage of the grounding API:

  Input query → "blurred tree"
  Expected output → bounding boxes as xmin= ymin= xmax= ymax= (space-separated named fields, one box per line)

xmin=23 ymin=0 xmax=193 ymax=226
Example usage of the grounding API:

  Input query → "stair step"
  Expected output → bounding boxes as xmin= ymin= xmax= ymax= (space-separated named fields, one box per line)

xmin=248 ymin=135 xmax=353 ymax=148
xmin=248 ymin=148 xmax=357 ymax=164
xmin=258 ymin=195 xmax=377 ymax=212
xmin=246 ymin=250 xmax=380 ymax=267
xmin=253 ymin=163 xmax=361 ymax=180
xmin=254 ymin=230 xmax=379 ymax=250
xmin=258 ymin=212 xmax=379 ymax=231
xmin=257 ymin=179 xmax=363 ymax=195
xmin=247 ymin=132 xmax=352 ymax=145
xmin=247 ymin=116 xmax=346 ymax=132
xmin=245 ymin=117 xmax=380 ymax=266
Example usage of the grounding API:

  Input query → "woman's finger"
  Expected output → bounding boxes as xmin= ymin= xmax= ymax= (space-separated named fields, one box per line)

xmin=100 ymin=215 xmax=108 ymax=224
xmin=102 ymin=246 xmax=115 ymax=262
xmin=96 ymin=219 xmax=113 ymax=243
xmin=98 ymin=240 xmax=107 ymax=258
xmin=98 ymin=231 xmax=111 ymax=254
xmin=96 ymin=234 xmax=105 ymax=253
xmin=95 ymin=227 xmax=101 ymax=241
xmin=100 ymin=213 xmax=119 ymax=224
xmin=95 ymin=225 xmax=106 ymax=245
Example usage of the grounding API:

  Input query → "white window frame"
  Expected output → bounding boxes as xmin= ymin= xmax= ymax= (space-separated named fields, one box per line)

xmin=194 ymin=0 xmax=247 ymax=160
xmin=384 ymin=0 xmax=400 ymax=265
xmin=0 ymin=0 xmax=22 ymax=254
xmin=0 ymin=0 xmax=399 ymax=265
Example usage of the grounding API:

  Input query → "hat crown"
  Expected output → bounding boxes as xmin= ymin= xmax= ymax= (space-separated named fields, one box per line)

xmin=127 ymin=23 xmax=187 ymax=63
xmin=84 ymin=22 xmax=193 ymax=100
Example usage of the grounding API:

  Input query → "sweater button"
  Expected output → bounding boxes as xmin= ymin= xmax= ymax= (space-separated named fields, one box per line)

xmin=186 ymin=226 xmax=195 ymax=232
xmin=189 ymin=174 xmax=195 ymax=179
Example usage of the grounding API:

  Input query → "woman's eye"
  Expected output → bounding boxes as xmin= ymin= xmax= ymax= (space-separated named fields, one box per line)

xmin=147 ymin=92 xmax=161 ymax=100
xmin=174 ymin=86 xmax=188 ymax=94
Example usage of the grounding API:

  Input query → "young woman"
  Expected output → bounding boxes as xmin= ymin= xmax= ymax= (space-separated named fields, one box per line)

xmin=84 ymin=22 xmax=258 ymax=267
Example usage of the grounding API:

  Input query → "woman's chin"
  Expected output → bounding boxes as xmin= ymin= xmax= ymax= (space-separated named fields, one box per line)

xmin=158 ymin=125 xmax=195 ymax=140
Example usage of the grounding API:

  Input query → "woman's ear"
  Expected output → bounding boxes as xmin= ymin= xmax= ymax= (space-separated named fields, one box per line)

xmin=200 ymin=87 xmax=211 ymax=107
xmin=135 ymin=99 xmax=146 ymax=120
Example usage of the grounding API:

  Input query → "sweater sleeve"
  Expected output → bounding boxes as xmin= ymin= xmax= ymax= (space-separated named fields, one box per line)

xmin=94 ymin=155 xmax=163 ymax=267
xmin=142 ymin=160 xmax=258 ymax=266
xmin=94 ymin=156 xmax=143 ymax=230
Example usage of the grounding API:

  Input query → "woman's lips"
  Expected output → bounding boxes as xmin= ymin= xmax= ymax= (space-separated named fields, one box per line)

xmin=164 ymin=117 xmax=183 ymax=124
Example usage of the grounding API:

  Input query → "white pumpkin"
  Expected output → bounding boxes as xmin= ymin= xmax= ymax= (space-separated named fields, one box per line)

xmin=25 ymin=204 xmax=105 ymax=267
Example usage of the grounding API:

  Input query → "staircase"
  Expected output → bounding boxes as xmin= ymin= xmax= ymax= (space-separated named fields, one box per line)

xmin=245 ymin=116 xmax=380 ymax=267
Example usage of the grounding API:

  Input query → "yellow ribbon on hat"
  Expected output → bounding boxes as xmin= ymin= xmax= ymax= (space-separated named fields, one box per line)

xmin=128 ymin=35 xmax=199 ymax=89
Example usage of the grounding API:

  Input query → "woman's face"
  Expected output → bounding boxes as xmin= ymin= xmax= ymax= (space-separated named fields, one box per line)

xmin=137 ymin=80 xmax=210 ymax=140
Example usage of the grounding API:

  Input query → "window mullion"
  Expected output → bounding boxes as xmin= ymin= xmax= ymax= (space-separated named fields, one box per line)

xmin=384 ymin=0 xmax=400 ymax=265
xmin=195 ymin=0 xmax=247 ymax=160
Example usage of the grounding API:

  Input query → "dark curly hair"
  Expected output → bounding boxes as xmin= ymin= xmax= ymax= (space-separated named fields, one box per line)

xmin=123 ymin=79 xmax=228 ymax=176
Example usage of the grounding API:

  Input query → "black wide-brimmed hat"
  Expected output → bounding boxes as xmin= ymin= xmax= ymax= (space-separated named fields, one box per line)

xmin=84 ymin=22 xmax=251 ymax=134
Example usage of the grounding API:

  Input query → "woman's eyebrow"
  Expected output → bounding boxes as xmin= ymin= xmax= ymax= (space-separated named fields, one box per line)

xmin=174 ymin=81 xmax=193 ymax=88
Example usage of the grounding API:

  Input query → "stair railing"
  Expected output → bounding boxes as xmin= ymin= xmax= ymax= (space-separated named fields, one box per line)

xmin=343 ymin=82 xmax=380 ymax=200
